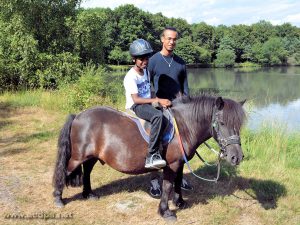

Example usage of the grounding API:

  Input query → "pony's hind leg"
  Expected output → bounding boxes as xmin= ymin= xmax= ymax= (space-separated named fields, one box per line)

xmin=82 ymin=158 xmax=98 ymax=199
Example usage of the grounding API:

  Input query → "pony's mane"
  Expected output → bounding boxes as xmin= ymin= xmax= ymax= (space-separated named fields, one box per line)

xmin=173 ymin=94 xmax=246 ymax=130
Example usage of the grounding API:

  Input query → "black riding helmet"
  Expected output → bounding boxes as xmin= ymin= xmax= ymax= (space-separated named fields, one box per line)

xmin=129 ymin=39 xmax=153 ymax=57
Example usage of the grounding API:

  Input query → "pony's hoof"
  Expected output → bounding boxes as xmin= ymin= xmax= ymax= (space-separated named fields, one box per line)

xmin=54 ymin=198 xmax=65 ymax=208
xmin=82 ymin=192 xmax=99 ymax=200
xmin=161 ymin=210 xmax=177 ymax=221
xmin=174 ymin=199 xmax=187 ymax=209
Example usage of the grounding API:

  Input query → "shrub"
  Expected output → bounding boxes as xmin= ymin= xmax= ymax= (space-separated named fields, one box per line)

xmin=214 ymin=49 xmax=236 ymax=67
xmin=36 ymin=52 xmax=82 ymax=89
xmin=58 ymin=65 xmax=109 ymax=111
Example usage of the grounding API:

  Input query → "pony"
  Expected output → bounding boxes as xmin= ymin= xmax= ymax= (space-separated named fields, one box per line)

xmin=52 ymin=95 xmax=246 ymax=220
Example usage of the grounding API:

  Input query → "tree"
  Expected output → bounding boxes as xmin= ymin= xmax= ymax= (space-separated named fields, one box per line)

xmin=214 ymin=49 xmax=236 ymax=67
xmin=250 ymin=20 xmax=275 ymax=44
xmin=0 ymin=15 xmax=39 ymax=89
xmin=112 ymin=4 xmax=150 ymax=50
xmin=0 ymin=0 xmax=81 ymax=53
xmin=191 ymin=22 xmax=214 ymax=50
xmin=175 ymin=37 xmax=211 ymax=64
xmin=251 ymin=42 xmax=265 ymax=63
xmin=108 ymin=47 xmax=131 ymax=65
xmin=70 ymin=9 xmax=107 ymax=65
xmin=251 ymin=38 xmax=288 ymax=65
xmin=228 ymin=24 xmax=253 ymax=62
xmin=261 ymin=37 xmax=288 ymax=65
xmin=211 ymin=25 xmax=229 ymax=60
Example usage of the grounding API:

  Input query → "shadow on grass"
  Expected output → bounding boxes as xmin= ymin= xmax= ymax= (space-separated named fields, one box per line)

xmin=0 ymin=101 xmax=55 ymax=157
xmin=0 ymin=131 xmax=55 ymax=157
xmin=0 ymin=147 xmax=30 ymax=157
xmin=64 ymin=162 xmax=286 ymax=211
xmin=0 ymin=102 xmax=14 ymax=130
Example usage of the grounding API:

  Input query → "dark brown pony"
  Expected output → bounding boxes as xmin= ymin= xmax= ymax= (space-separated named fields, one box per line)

xmin=53 ymin=95 xmax=246 ymax=221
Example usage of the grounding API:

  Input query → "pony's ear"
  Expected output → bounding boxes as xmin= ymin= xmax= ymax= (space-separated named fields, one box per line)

xmin=239 ymin=99 xmax=246 ymax=106
xmin=215 ymin=97 xmax=224 ymax=110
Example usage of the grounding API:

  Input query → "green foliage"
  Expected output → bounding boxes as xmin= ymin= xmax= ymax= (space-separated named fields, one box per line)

xmin=251 ymin=20 xmax=275 ymax=43
xmin=0 ymin=0 xmax=81 ymax=53
xmin=239 ymin=61 xmax=261 ymax=67
xmin=0 ymin=15 xmax=39 ymax=90
xmin=57 ymin=65 xmax=125 ymax=111
xmin=58 ymin=65 xmax=106 ymax=111
xmin=69 ymin=9 xmax=107 ymax=64
xmin=214 ymin=49 xmax=236 ymax=67
xmin=108 ymin=47 xmax=131 ymax=65
xmin=0 ymin=0 xmax=81 ymax=91
xmin=112 ymin=4 xmax=155 ymax=50
xmin=175 ymin=37 xmax=211 ymax=64
xmin=287 ymin=52 xmax=300 ymax=65
xmin=251 ymin=38 xmax=288 ymax=65
xmin=36 ymin=52 xmax=82 ymax=89
xmin=262 ymin=37 xmax=288 ymax=65
xmin=218 ymin=35 xmax=235 ymax=51
xmin=228 ymin=24 xmax=253 ymax=62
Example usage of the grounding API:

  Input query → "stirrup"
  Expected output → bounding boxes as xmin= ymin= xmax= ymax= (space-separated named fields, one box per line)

xmin=145 ymin=153 xmax=166 ymax=169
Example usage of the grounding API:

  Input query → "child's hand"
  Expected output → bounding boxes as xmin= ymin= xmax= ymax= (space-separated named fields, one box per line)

xmin=158 ymin=98 xmax=172 ymax=108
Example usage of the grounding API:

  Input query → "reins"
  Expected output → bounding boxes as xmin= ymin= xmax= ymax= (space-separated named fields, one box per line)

xmin=168 ymin=108 xmax=221 ymax=183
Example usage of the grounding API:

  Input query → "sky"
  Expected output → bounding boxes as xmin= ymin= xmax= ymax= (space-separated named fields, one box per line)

xmin=80 ymin=0 xmax=300 ymax=27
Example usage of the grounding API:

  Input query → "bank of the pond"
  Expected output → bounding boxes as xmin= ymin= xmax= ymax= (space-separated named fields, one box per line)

xmin=108 ymin=62 xmax=300 ymax=71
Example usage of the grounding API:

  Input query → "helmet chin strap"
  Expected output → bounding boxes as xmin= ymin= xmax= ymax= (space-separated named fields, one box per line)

xmin=134 ymin=64 xmax=144 ymax=73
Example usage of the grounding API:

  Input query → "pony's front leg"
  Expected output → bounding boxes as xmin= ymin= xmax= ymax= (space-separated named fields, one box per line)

xmin=173 ymin=164 xmax=187 ymax=209
xmin=159 ymin=167 xmax=177 ymax=221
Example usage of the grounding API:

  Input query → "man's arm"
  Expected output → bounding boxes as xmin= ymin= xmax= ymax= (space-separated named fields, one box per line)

xmin=182 ymin=65 xmax=189 ymax=96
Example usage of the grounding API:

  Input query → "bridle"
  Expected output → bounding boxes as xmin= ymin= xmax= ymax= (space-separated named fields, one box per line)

xmin=170 ymin=105 xmax=242 ymax=183
xmin=211 ymin=106 xmax=241 ymax=158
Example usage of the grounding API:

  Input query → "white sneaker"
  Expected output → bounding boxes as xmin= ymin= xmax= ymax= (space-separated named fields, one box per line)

xmin=150 ymin=178 xmax=161 ymax=198
xmin=181 ymin=178 xmax=193 ymax=191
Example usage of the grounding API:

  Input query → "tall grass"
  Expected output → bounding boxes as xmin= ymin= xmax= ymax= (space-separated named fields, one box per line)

xmin=0 ymin=65 xmax=126 ymax=113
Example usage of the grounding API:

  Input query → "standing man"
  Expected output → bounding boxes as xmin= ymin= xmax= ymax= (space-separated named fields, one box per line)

xmin=147 ymin=27 xmax=193 ymax=198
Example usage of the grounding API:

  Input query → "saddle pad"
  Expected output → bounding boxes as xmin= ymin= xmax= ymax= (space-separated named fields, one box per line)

xmin=123 ymin=109 xmax=174 ymax=145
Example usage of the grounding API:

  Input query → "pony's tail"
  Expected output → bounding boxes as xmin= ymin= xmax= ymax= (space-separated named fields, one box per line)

xmin=52 ymin=114 xmax=82 ymax=196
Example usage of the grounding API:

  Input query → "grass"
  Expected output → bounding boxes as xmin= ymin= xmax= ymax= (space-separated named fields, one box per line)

xmin=0 ymin=91 xmax=299 ymax=225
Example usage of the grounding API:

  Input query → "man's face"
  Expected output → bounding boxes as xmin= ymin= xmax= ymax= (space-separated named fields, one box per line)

xmin=161 ymin=30 xmax=178 ymax=51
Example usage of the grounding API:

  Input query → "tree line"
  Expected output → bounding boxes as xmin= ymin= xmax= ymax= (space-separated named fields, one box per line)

xmin=1 ymin=0 xmax=300 ymax=91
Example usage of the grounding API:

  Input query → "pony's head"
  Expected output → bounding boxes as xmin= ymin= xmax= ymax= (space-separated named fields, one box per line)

xmin=211 ymin=97 xmax=246 ymax=166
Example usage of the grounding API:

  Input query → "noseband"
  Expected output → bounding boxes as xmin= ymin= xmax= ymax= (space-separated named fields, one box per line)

xmin=211 ymin=106 xmax=241 ymax=156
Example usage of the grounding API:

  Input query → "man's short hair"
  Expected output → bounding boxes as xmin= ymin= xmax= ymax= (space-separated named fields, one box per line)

xmin=161 ymin=27 xmax=178 ymax=38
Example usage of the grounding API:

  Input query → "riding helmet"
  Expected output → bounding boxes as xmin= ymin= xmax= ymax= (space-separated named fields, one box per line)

xmin=129 ymin=39 xmax=153 ymax=57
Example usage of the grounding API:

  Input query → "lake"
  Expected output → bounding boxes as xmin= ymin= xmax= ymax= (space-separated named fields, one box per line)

xmin=187 ymin=67 xmax=300 ymax=132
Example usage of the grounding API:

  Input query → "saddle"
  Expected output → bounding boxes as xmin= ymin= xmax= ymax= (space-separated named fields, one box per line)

xmin=123 ymin=108 xmax=174 ymax=145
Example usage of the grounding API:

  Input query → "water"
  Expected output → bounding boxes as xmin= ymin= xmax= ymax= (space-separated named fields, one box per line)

xmin=187 ymin=67 xmax=300 ymax=132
